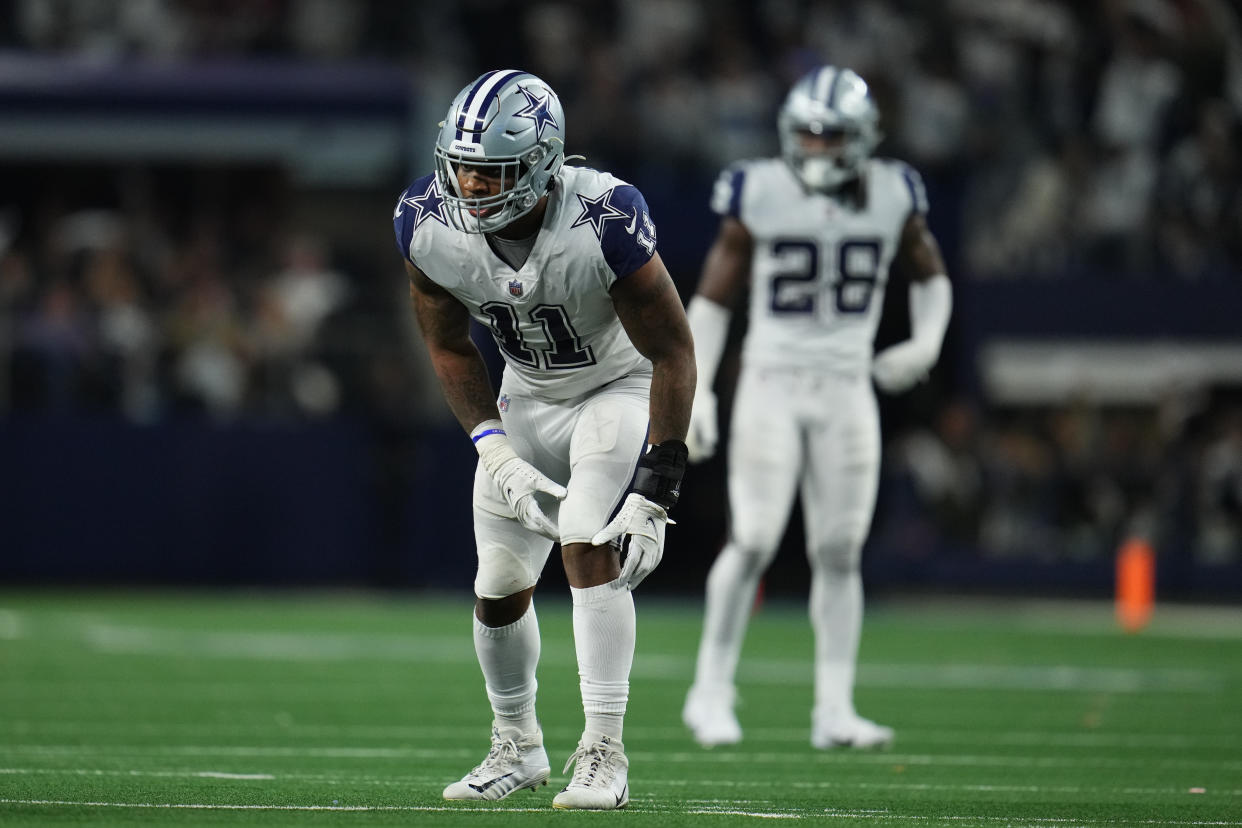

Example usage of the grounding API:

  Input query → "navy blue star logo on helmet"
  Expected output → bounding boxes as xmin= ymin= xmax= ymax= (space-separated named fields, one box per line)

xmin=514 ymin=85 xmax=559 ymax=141
xmin=571 ymin=187 xmax=629 ymax=239
xmin=406 ymin=178 xmax=448 ymax=230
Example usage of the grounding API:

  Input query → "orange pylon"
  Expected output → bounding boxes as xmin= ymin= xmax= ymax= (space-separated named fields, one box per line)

xmin=1116 ymin=537 xmax=1155 ymax=633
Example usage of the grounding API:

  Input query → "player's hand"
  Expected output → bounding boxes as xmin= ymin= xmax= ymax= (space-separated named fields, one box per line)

xmin=491 ymin=455 xmax=567 ymax=539
xmin=685 ymin=392 xmax=718 ymax=463
xmin=872 ymin=341 xmax=933 ymax=393
xmin=591 ymin=492 xmax=671 ymax=590
xmin=473 ymin=420 xmax=567 ymax=540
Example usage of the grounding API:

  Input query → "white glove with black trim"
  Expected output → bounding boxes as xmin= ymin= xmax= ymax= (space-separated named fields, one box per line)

xmin=591 ymin=439 xmax=688 ymax=590
xmin=472 ymin=419 xmax=567 ymax=540
xmin=591 ymin=492 xmax=669 ymax=589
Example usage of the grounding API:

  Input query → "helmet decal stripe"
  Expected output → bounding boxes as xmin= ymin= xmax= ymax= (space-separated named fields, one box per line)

xmin=457 ymin=69 xmax=525 ymax=142
xmin=812 ymin=66 xmax=836 ymax=106
xmin=825 ymin=68 xmax=843 ymax=109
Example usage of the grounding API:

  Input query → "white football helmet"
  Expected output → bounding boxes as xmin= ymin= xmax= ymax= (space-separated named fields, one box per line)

xmin=434 ymin=69 xmax=567 ymax=233
xmin=778 ymin=66 xmax=881 ymax=192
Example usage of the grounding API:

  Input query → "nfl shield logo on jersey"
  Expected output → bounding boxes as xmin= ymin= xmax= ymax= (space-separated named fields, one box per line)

xmin=497 ymin=394 xmax=510 ymax=413
xmin=508 ymin=280 xmax=524 ymax=297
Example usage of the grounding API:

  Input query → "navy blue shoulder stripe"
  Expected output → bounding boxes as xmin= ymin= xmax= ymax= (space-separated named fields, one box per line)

xmin=393 ymin=173 xmax=436 ymax=262
xmin=726 ymin=167 xmax=745 ymax=217
xmin=895 ymin=161 xmax=928 ymax=215
xmin=598 ymin=185 xmax=657 ymax=279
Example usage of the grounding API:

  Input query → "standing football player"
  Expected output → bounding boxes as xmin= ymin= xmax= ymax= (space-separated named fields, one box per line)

xmin=394 ymin=69 xmax=694 ymax=809
xmin=681 ymin=66 xmax=952 ymax=749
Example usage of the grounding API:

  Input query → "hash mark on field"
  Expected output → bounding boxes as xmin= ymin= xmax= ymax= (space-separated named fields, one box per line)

xmin=687 ymin=811 xmax=802 ymax=819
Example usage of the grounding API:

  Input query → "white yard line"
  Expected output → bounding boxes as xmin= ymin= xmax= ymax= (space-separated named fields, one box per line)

xmin=2 ymin=766 xmax=1238 ymax=798
xmin=52 ymin=621 xmax=1229 ymax=693
xmin=2 ymin=798 xmax=1241 ymax=825
xmin=3 ymin=745 xmax=1241 ymax=772
xmin=6 ymin=720 xmax=1236 ymax=750
xmin=0 ymin=799 xmax=547 ymax=813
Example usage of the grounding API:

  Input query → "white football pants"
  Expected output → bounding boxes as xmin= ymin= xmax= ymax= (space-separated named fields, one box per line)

xmin=693 ymin=366 xmax=880 ymax=717
xmin=471 ymin=373 xmax=650 ymax=599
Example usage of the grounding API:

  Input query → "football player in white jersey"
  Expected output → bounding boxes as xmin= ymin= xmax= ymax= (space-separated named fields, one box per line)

xmin=394 ymin=70 xmax=694 ymax=810
xmin=681 ymin=66 xmax=952 ymax=749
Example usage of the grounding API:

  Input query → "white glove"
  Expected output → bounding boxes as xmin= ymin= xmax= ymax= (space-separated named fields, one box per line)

xmin=872 ymin=340 xmax=934 ymax=393
xmin=472 ymin=420 xmax=567 ymax=540
xmin=590 ymin=492 xmax=671 ymax=589
xmin=685 ymin=391 xmax=718 ymax=463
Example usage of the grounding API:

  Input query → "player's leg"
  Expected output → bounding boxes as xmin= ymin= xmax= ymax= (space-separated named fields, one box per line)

xmin=684 ymin=369 xmax=801 ymax=746
xmin=444 ymin=397 xmax=564 ymax=802
xmin=801 ymin=378 xmax=890 ymax=749
xmin=552 ymin=379 xmax=649 ymax=810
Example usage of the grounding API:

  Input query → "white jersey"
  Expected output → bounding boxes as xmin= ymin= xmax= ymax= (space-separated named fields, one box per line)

xmin=395 ymin=165 xmax=659 ymax=401
xmin=711 ymin=157 xmax=929 ymax=372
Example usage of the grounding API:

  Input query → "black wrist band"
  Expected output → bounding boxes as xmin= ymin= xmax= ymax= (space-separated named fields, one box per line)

xmin=633 ymin=439 xmax=688 ymax=510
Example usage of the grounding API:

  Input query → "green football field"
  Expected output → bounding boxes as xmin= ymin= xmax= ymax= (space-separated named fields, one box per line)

xmin=1 ymin=589 xmax=1239 ymax=826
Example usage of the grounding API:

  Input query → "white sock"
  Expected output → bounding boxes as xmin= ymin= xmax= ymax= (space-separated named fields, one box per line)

xmin=809 ymin=566 xmax=862 ymax=719
xmin=474 ymin=603 xmax=540 ymax=739
xmin=693 ymin=543 xmax=764 ymax=692
xmin=571 ymin=579 xmax=633 ymax=741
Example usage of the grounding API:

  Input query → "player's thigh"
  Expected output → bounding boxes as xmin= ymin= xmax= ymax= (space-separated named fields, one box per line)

xmin=727 ymin=370 xmax=802 ymax=553
xmin=497 ymin=391 xmax=572 ymax=484
xmin=801 ymin=382 xmax=880 ymax=566
xmin=473 ymin=462 xmax=557 ymax=599
xmin=559 ymin=380 xmax=649 ymax=545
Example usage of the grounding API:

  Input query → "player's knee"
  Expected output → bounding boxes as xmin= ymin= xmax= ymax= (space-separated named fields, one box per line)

xmin=808 ymin=529 xmax=865 ymax=575
xmin=717 ymin=541 xmax=775 ymax=580
xmin=475 ymin=588 xmax=534 ymax=627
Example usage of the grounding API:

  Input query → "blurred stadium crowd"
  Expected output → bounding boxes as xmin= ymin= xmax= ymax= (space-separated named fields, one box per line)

xmin=1 ymin=0 xmax=1239 ymax=588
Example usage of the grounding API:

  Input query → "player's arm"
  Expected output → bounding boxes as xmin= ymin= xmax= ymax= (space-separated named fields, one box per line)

xmin=609 ymin=251 xmax=695 ymax=447
xmin=872 ymin=213 xmax=953 ymax=393
xmin=597 ymin=251 xmax=694 ymax=588
xmin=683 ymin=215 xmax=753 ymax=461
xmin=407 ymin=260 xmax=566 ymax=538
xmin=898 ymin=212 xmax=948 ymax=284
xmin=406 ymin=260 xmax=499 ymax=431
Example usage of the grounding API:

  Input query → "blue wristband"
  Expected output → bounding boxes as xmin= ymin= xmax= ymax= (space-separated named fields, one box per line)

xmin=471 ymin=428 xmax=506 ymax=444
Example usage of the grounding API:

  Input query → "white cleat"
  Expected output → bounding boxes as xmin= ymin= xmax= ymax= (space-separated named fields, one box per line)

xmin=682 ymin=685 xmax=742 ymax=747
xmin=442 ymin=726 xmax=550 ymax=801
xmin=551 ymin=734 xmax=629 ymax=810
xmin=811 ymin=711 xmax=895 ymax=750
